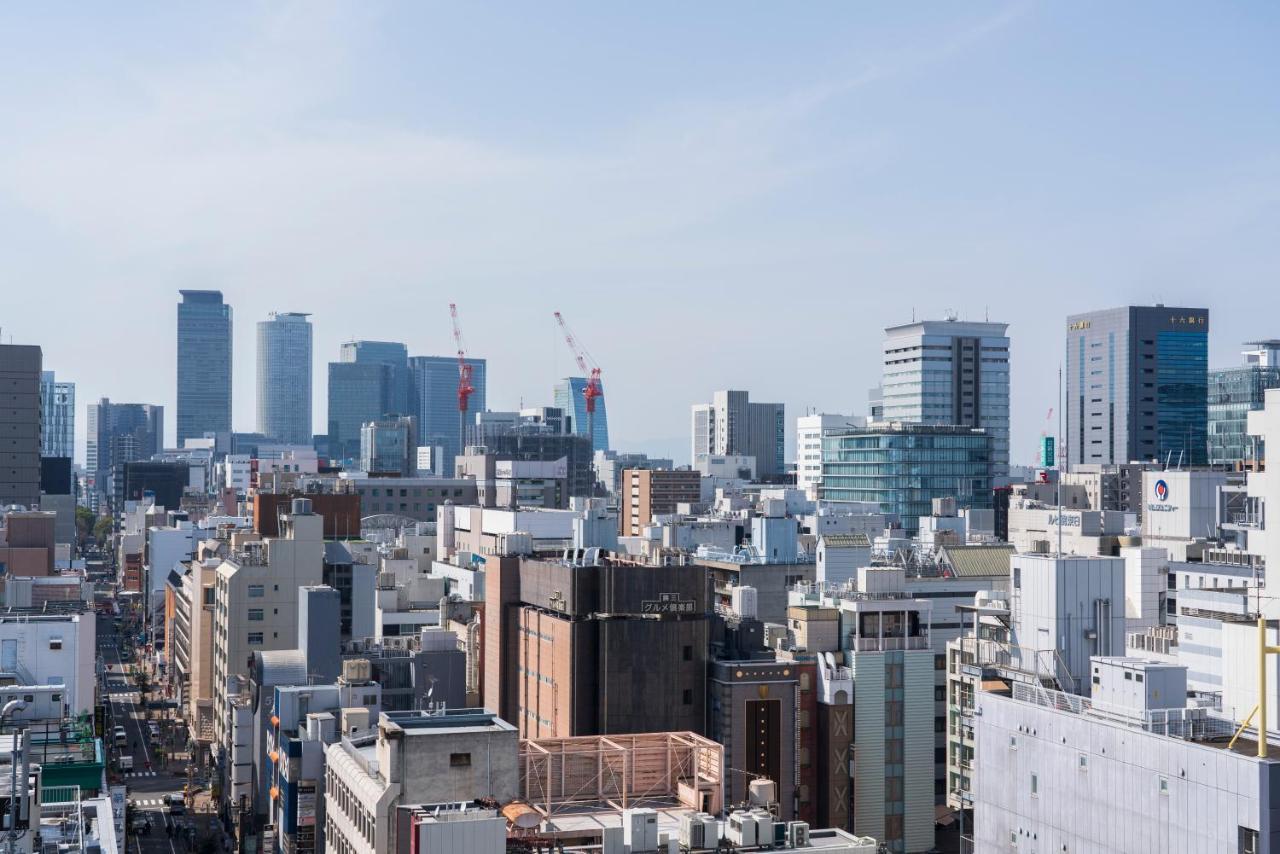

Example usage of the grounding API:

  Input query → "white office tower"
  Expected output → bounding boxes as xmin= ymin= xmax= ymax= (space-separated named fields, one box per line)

xmin=1008 ymin=553 xmax=1126 ymax=696
xmin=1122 ymin=546 xmax=1168 ymax=630
xmin=880 ymin=318 xmax=1010 ymax=479
xmin=690 ymin=390 xmax=785 ymax=479
xmin=796 ymin=413 xmax=865 ymax=498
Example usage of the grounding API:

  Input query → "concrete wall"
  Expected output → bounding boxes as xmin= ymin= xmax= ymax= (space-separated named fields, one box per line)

xmin=974 ymin=688 xmax=1275 ymax=854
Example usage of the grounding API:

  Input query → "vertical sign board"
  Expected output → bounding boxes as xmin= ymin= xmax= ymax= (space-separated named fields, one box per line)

xmin=110 ymin=786 xmax=127 ymax=842
xmin=1039 ymin=436 xmax=1056 ymax=469
xmin=94 ymin=705 xmax=106 ymax=739
xmin=297 ymin=781 xmax=317 ymax=826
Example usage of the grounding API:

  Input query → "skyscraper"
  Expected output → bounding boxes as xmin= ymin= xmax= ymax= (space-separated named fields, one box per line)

xmin=325 ymin=340 xmax=411 ymax=463
xmin=689 ymin=390 xmax=785 ymax=479
xmin=85 ymin=398 xmax=164 ymax=511
xmin=177 ymin=290 xmax=232 ymax=446
xmin=408 ymin=355 xmax=486 ymax=476
xmin=1064 ymin=306 xmax=1209 ymax=468
xmin=39 ymin=370 xmax=75 ymax=460
xmin=0 ymin=344 xmax=43 ymax=508
xmin=881 ymin=318 xmax=1011 ymax=479
xmin=554 ymin=376 xmax=609 ymax=453
xmin=256 ymin=312 xmax=313 ymax=445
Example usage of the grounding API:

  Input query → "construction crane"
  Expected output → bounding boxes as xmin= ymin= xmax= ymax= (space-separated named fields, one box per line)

xmin=553 ymin=311 xmax=602 ymax=450
xmin=450 ymin=303 xmax=475 ymax=455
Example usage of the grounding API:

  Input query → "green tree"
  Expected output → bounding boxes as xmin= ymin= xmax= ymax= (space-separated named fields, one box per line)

xmin=92 ymin=516 xmax=112 ymax=543
xmin=75 ymin=506 xmax=95 ymax=544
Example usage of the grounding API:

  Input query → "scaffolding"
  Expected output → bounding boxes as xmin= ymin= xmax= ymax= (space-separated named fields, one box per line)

xmin=519 ymin=731 xmax=723 ymax=818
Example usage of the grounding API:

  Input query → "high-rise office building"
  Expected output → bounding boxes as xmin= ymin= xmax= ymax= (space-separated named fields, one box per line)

xmin=1207 ymin=340 xmax=1280 ymax=469
xmin=256 ymin=312 xmax=313 ymax=445
xmin=340 ymin=340 xmax=410 ymax=416
xmin=881 ymin=318 xmax=1010 ymax=479
xmin=359 ymin=416 xmax=415 ymax=475
xmin=554 ymin=376 xmax=609 ymax=453
xmin=1065 ymin=306 xmax=1209 ymax=467
xmin=177 ymin=290 xmax=233 ymax=446
xmin=325 ymin=340 xmax=409 ymax=464
xmin=39 ymin=370 xmax=75 ymax=460
xmin=86 ymin=399 xmax=164 ymax=511
xmin=690 ymin=390 xmax=785 ymax=479
xmin=408 ymin=355 xmax=486 ymax=475
xmin=0 ymin=345 xmax=43 ymax=508
xmin=820 ymin=422 xmax=993 ymax=533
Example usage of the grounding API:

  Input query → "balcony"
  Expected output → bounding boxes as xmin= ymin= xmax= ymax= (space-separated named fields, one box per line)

xmin=851 ymin=635 xmax=930 ymax=652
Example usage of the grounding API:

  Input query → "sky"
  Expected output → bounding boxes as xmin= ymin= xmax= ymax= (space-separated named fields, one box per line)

xmin=3 ymin=2 xmax=1279 ymax=466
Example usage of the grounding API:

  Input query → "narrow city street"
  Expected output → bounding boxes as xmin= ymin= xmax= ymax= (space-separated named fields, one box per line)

xmin=99 ymin=616 xmax=216 ymax=854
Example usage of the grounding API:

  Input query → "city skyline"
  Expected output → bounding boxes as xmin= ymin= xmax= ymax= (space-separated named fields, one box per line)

xmin=4 ymin=4 xmax=1278 ymax=465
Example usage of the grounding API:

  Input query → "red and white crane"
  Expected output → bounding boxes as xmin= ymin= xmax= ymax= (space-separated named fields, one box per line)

xmin=553 ymin=311 xmax=602 ymax=449
xmin=450 ymin=303 xmax=475 ymax=453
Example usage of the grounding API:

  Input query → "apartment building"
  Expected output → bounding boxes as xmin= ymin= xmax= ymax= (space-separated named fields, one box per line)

xmin=619 ymin=468 xmax=702 ymax=536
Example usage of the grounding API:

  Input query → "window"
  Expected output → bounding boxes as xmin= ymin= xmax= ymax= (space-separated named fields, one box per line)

xmin=1030 ymin=773 xmax=1038 ymax=796
xmin=248 ymin=632 xmax=264 ymax=645
xmin=935 ymin=654 xmax=946 ymax=671
xmin=1078 ymin=754 xmax=1088 ymax=771
xmin=682 ymin=645 xmax=692 ymax=662
xmin=1124 ymin=672 xmax=1132 ymax=680
xmin=1158 ymin=776 xmax=1169 ymax=794
xmin=1010 ymin=735 xmax=1017 ymax=750
xmin=450 ymin=752 xmax=471 ymax=767
xmin=248 ymin=585 xmax=264 ymax=598
xmin=682 ymin=689 xmax=693 ymax=705
xmin=934 ymin=686 xmax=946 ymax=702
xmin=49 ymin=638 xmax=63 ymax=650
xmin=1136 ymin=673 xmax=1144 ymax=683
xmin=51 ymin=693 xmax=61 ymax=703
xmin=248 ymin=609 xmax=264 ymax=621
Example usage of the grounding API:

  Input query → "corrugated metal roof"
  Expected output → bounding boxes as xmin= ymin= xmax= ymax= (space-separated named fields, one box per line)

xmin=253 ymin=650 xmax=308 ymax=687
xmin=939 ymin=544 xmax=1016 ymax=577
xmin=819 ymin=533 xmax=871 ymax=548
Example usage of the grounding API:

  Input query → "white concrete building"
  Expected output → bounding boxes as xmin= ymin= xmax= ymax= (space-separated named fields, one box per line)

xmin=796 ymin=413 xmax=865 ymax=499
xmin=972 ymin=659 xmax=1280 ymax=854
xmin=323 ymin=709 xmax=519 ymax=854
xmin=211 ymin=499 xmax=324 ymax=752
xmin=0 ymin=610 xmax=96 ymax=715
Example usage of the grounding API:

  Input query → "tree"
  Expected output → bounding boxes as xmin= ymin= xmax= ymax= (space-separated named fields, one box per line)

xmin=93 ymin=516 xmax=113 ymax=543
xmin=75 ymin=506 xmax=95 ymax=544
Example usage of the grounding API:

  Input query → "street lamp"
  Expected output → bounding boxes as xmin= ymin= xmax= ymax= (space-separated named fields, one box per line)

xmin=2 ymin=699 xmax=29 ymax=854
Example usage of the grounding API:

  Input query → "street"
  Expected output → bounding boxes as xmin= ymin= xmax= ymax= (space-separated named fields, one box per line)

xmin=99 ymin=615 xmax=211 ymax=854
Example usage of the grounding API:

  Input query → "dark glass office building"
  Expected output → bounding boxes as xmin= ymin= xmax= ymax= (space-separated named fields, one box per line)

xmin=325 ymin=341 xmax=412 ymax=464
xmin=1064 ymin=306 xmax=1208 ymax=468
xmin=177 ymin=290 xmax=233 ymax=446
xmin=819 ymin=423 xmax=993 ymax=533
xmin=409 ymin=355 xmax=486 ymax=475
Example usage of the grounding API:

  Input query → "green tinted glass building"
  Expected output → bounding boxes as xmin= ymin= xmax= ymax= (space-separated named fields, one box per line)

xmin=819 ymin=423 xmax=993 ymax=533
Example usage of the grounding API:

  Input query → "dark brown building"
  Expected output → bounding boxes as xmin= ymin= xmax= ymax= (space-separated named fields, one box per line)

xmin=253 ymin=492 xmax=361 ymax=539
xmin=485 ymin=554 xmax=708 ymax=739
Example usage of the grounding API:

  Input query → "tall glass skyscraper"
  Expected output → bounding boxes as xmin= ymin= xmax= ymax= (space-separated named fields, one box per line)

xmin=177 ymin=290 xmax=232 ymax=446
xmin=1064 ymin=306 xmax=1208 ymax=468
xmin=554 ymin=376 xmax=609 ymax=453
xmin=326 ymin=341 xmax=411 ymax=464
xmin=819 ymin=423 xmax=993 ymax=533
xmin=256 ymin=312 xmax=313 ymax=445
xmin=39 ymin=370 xmax=75 ymax=459
xmin=880 ymin=319 xmax=1010 ymax=479
xmin=408 ymin=355 xmax=486 ymax=475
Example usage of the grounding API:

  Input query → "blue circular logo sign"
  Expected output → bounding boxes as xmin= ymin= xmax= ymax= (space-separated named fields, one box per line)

xmin=1154 ymin=479 xmax=1169 ymax=502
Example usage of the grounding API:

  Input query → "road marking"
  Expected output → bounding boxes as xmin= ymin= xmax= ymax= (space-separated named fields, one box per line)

xmin=125 ymin=770 xmax=158 ymax=777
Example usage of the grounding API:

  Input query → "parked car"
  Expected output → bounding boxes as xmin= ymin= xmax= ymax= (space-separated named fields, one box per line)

xmin=113 ymin=726 xmax=127 ymax=748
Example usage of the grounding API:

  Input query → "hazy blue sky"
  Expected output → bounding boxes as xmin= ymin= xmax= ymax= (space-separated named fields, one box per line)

xmin=3 ymin=2 xmax=1279 ymax=464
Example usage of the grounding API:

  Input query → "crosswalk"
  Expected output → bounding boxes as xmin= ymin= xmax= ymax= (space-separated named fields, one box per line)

xmin=132 ymin=797 xmax=167 ymax=808
xmin=106 ymin=692 xmax=138 ymax=701
xmin=125 ymin=770 xmax=158 ymax=778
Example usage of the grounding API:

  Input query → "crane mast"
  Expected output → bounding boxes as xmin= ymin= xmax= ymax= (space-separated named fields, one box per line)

xmin=450 ymin=303 xmax=475 ymax=459
xmin=553 ymin=311 xmax=602 ymax=450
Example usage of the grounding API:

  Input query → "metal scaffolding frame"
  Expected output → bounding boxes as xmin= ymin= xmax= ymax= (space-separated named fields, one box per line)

xmin=519 ymin=731 xmax=723 ymax=818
